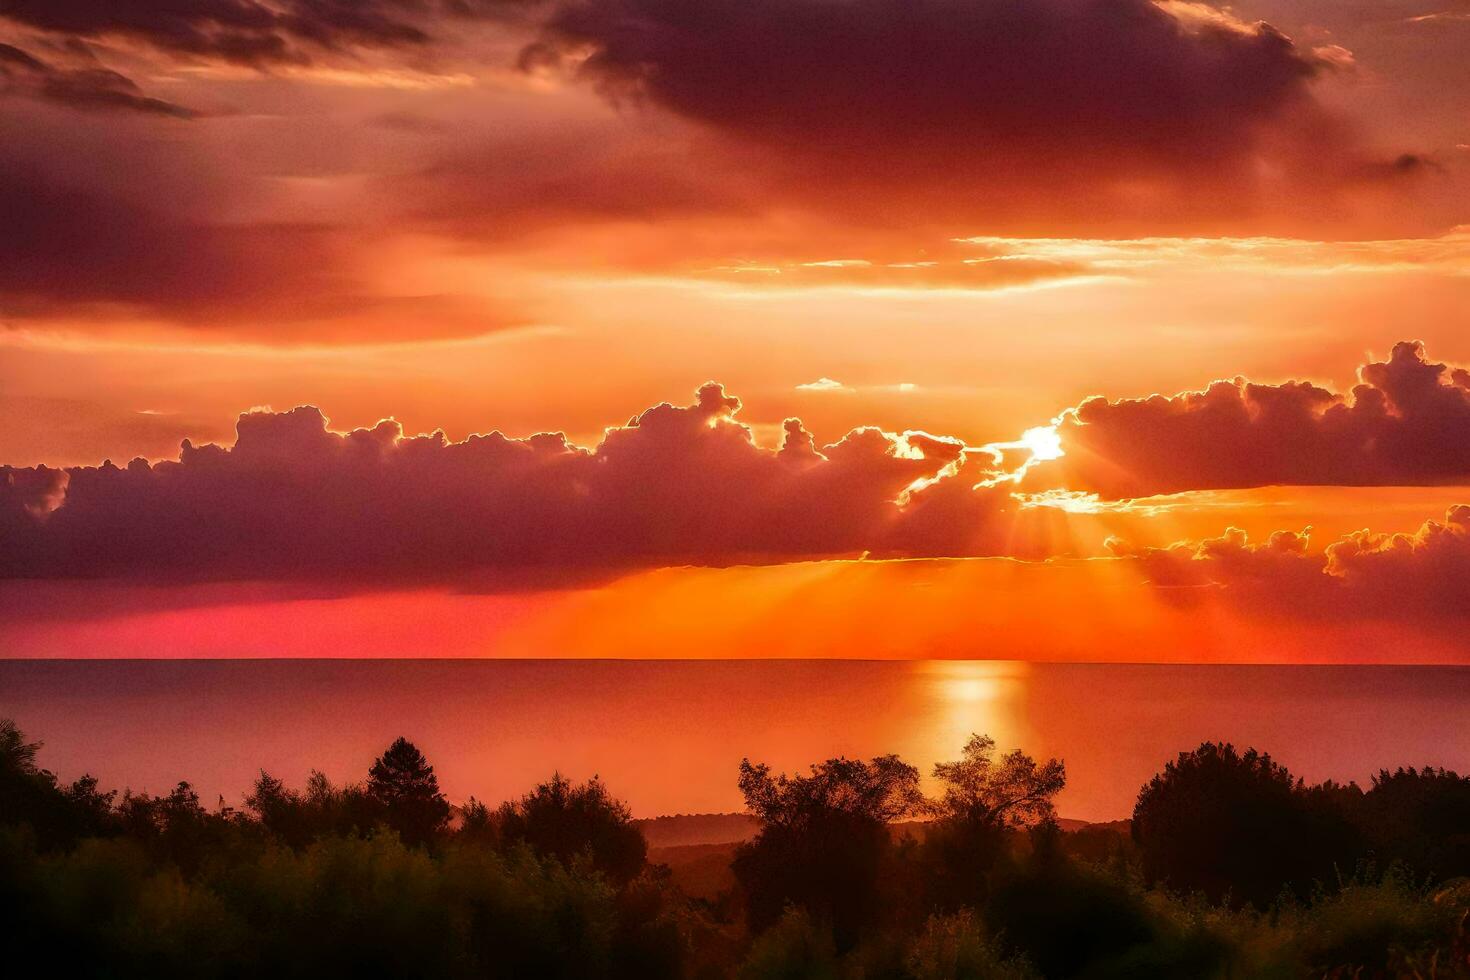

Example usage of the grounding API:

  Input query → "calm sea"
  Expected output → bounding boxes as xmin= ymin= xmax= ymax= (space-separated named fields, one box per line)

xmin=3 ymin=659 xmax=1468 ymax=822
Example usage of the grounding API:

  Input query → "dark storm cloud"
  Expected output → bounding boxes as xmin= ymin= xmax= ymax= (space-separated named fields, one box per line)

xmin=527 ymin=0 xmax=1325 ymax=176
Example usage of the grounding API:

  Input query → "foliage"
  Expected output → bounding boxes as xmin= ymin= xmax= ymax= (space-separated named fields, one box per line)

xmin=735 ymin=907 xmax=840 ymax=980
xmin=366 ymin=737 xmax=451 ymax=848
xmin=1131 ymin=742 xmax=1356 ymax=908
xmin=904 ymin=910 xmax=1040 ymax=980
xmin=0 ymin=718 xmax=116 ymax=849
xmin=7 ymin=719 xmax=1470 ymax=978
xmin=733 ymin=753 xmax=924 ymax=950
xmin=921 ymin=735 xmax=1066 ymax=912
xmin=931 ymin=734 xmax=1066 ymax=829
xmin=496 ymin=773 xmax=647 ymax=886
xmin=1360 ymin=766 xmax=1470 ymax=880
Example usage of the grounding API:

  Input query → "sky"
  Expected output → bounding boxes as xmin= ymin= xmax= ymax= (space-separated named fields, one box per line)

xmin=3 ymin=0 xmax=1470 ymax=661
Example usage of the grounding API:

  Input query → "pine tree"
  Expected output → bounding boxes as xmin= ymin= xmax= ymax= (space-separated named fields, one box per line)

xmin=366 ymin=737 xmax=450 ymax=847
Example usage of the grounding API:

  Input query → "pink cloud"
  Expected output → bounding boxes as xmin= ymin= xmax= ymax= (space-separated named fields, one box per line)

xmin=0 ymin=382 xmax=1019 ymax=581
xmin=1030 ymin=341 xmax=1470 ymax=496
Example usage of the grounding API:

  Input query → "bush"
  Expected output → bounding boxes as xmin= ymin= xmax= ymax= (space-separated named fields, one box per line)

xmin=0 ymin=829 xmax=247 ymax=974
xmin=736 ymin=907 xmax=840 ymax=980
xmin=905 ymin=910 xmax=1039 ymax=980
xmin=1283 ymin=871 xmax=1462 ymax=976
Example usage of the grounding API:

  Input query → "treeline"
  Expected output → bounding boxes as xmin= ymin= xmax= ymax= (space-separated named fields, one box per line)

xmin=3 ymin=721 xmax=1470 ymax=978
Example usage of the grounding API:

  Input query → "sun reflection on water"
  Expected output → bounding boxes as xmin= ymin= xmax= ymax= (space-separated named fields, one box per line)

xmin=913 ymin=660 xmax=1032 ymax=786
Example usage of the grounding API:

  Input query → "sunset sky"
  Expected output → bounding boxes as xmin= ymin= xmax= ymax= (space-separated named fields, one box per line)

xmin=3 ymin=0 xmax=1470 ymax=662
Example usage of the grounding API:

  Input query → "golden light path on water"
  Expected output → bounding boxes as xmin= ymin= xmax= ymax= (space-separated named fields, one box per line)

xmin=913 ymin=661 xmax=1031 ymax=795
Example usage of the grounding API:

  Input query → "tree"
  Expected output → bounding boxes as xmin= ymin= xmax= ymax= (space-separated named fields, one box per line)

xmin=1361 ymin=766 xmax=1470 ymax=880
xmin=495 ymin=773 xmax=647 ymax=886
xmin=0 ymin=719 xmax=42 ymax=776
xmin=246 ymin=771 xmax=312 ymax=847
xmin=459 ymin=796 xmax=496 ymax=844
xmin=0 ymin=718 xmax=116 ymax=848
xmin=738 ymin=754 xmax=926 ymax=829
xmin=1 ymin=719 xmax=59 ymax=835
xmin=366 ymin=737 xmax=450 ymax=847
xmin=732 ymin=754 xmax=924 ymax=950
xmin=931 ymin=734 xmax=1066 ymax=828
xmin=922 ymin=734 xmax=1066 ymax=910
xmin=1132 ymin=742 xmax=1352 ymax=907
xmin=115 ymin=780 xmax=235 ymax=872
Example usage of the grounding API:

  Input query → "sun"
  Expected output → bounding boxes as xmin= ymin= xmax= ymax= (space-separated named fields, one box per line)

xmin=1019 ymin=425 xmax=1064 ymax=462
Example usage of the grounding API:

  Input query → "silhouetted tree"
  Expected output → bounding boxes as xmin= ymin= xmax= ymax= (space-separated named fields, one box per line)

xmin=1132 ymin=742 xmax=1352 ymax=907
xmin=116 ymin=780 xmax=237 ymax=872
xmin=366 ymin=737 xmax=450 ymax=848
xmin=932 ymin=734 xmax=1067 ymax=828
xmin=922 ymin=734 xmax=1066 ymax=910
xmin=496 ymin=773 xmax=647 ymax=886
xmin=59 ymin=774 xmax=119 ymax=834
xmin=305 ymin=769 xmax=383 ymax=839
xmin=0 ymin=719 xmax=116 ymax=848
xmin=732 ymin=753 xmax=924 ymax=950
xmin=11 ymin=716 xmax=1470 ymax=978
xmin=245 ymin=770 xmax=314 ymax=848
xmin=1361 ymin=766 xmax=1470 ymax=880
xmin=459 ymin=796 xmax=496 ymax=844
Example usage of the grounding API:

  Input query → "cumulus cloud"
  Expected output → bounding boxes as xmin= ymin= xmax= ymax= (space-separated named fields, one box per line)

xmin=7 ymin=355 xmax=1470 ymax=589
xmin=1108 ymin=505 xmax=1470 ymax=619
xmin=0 ymin=383 xmax=1023 ymax=581
xmin=1028 ymin=341 xmax=1470 ymax=497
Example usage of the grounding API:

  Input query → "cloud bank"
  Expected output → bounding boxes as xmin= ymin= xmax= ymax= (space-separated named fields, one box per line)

xmin=1108 ymin=505 xmax=1470 ymax=620
xmin=0 ymin=383 xmax=1020 ymax=581
xmin=6 ymin=340 xmax=1470 ymax=584
xmin=1029 ymin=341 xmax=1470 ymax=496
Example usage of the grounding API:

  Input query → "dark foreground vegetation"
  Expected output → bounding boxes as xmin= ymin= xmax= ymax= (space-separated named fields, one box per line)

xmin=4 ymin=722 xmax=1470 ymax=978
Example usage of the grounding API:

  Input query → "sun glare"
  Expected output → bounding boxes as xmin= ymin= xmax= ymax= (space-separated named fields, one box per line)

xmin=1020 ymin=425 xmax=1064 ymax=461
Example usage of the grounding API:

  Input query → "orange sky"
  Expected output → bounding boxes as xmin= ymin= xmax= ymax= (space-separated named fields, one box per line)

xmin=3 ymin=0 xmax=1470 ymax=662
